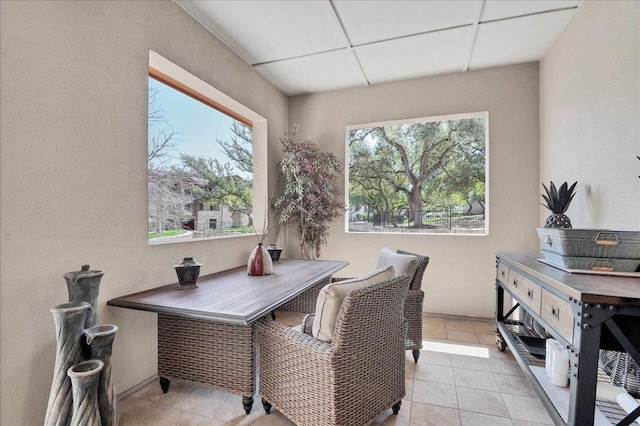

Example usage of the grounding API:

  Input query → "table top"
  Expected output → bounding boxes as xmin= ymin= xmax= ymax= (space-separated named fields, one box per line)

xmin=107 ymin=259 xmax=348 ymax=324
xmin=497 ymin=252 xmax=640 ymax=305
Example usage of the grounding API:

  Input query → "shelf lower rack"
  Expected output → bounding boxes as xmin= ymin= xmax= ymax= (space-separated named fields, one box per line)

xmin=498 ymin=319 xmax=634 ymax=425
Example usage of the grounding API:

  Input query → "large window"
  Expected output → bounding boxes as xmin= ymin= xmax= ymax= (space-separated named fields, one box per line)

xmin=148 ymin=51 xmax=267 ymax=244
xmin=346 ymin=112 xmax=488 ymax=235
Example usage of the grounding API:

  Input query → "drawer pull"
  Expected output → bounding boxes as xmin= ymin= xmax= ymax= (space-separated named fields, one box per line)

xmin=501 ymin=270 xmax=506 ymax=278
xmin=512 ymin=279 xmax=518 ymax=288
xmin=551 ymin=305 xmax=560 ymax=320
xmin=595 ymin=232 xmax=619 ymax=246
xmin=527 ymin=288 xmax=534 ymax=300
xmin=591 ymin=258 xmax=614 ymax=272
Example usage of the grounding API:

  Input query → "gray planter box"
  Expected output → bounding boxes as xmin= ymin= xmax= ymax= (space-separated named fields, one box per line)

xmin=541 ymin=250 xmax=640 ymax=272
xmin=537 ymin=228 xmax=640 ymax=259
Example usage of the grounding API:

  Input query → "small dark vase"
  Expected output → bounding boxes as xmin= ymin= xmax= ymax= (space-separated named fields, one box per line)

xmin=266 ymin=244 xmax=283 ymax=262
xmin=84 ymin=325 xmax=118 ymax=426
xmin=65 ymin=265 xmax=105 ymax=328
xmin=174 ymin=257 xmax=202 ymax=289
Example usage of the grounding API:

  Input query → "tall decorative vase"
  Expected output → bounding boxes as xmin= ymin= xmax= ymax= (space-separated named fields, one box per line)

xmin=84 ymin=325 xmax=119 ymax=426
xmin=67 ymin=360 xmax=104 ymax=426
xmin=248 ymin=243 xmax=273 ymax=276
xmin=64 ymin=265 xmax=105 ymax=328
xmin=45 ymin=302 xmax=92 ymax=426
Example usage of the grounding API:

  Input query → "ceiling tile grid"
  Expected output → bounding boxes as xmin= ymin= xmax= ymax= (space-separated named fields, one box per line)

xmin=176 ymin=0 xmax=581 ymax=96
xmin=355 ymin=26 xmax=474 ymax=84
xmin=470 ymin=8 xmax=578 ymax=70
xmin=333 ymin=0 xmax=481 ymax=45
xmin=254 ymin=49 xmax=367 ymax=95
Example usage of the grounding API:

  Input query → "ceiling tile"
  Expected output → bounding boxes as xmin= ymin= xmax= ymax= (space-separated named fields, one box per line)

xmin=470 ymin=9 xmax=576 ymax=70
xmin=177 ymin=0 xmax=347 ymax=64
xmin=334 ymin=0 xmax=481 ymax=46
xmin=480 ymin=0 xmax=580 ymax=22
xmin=355 ymin=27 xmax=473 ymax=84
xmin=254 ymin=49 xmax=367 ymax=96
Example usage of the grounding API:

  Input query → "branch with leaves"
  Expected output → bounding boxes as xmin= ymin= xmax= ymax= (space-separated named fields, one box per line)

xmin=275 ymin=126 xmax=345 ymax=260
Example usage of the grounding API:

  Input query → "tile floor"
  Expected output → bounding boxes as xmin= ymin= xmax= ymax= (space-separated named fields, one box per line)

xmin=118 ymin=313 xmax=554 ymax=425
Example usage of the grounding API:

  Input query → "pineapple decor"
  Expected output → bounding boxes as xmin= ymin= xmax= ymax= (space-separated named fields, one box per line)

xmin=541 ymin=181 xmax=577 ymax=228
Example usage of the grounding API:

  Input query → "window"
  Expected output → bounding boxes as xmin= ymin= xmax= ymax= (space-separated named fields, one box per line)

xmin=346 ymin=112 xmax=488 ymax=235
xmin=148 ymin=51 xmax=267 ymax=244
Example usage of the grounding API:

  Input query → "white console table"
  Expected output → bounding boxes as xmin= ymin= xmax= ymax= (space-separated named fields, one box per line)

xmin=495 ymin=252 xmax=640 ymax=425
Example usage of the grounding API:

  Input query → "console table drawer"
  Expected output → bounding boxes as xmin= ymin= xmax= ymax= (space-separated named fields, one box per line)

xmin=541 ymin=289 xmax=574 ymax=344
xmin=508 ymin=269 xmax=541 ymax=315
xmin=519 ymin=278 xmax=542 ymax=316
xmin=497 ymin=262 xmax=509 ymax=285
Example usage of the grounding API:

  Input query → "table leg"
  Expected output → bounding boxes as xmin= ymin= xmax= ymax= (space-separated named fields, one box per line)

xmin=242 ymin=396 xmax=253 ymax=414
xmin=262 ymin=398 xmax=272 ymax=414
xmin=159 ymin=377 xmax=170 ymax=393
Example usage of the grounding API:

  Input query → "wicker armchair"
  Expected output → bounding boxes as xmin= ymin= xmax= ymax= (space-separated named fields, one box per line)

xmin=333 ymin=250 xmax=429 ymax=362
xmin=256 ymin=274 xmax=411 ymax=426
xmin=397 ymin=250 xmax=429 ymax=362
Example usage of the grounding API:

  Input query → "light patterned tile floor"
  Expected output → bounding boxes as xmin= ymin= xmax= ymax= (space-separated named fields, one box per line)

xmin=118 ymin=314 xmax=553 ymax=425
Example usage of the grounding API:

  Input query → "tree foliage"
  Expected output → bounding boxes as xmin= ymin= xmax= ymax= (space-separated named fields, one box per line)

xmin=147 ymin=79 xmax=253 ymax=234
xmin=181 ymin=155 xmax=253 ymax=222
xmin=349 ymin=117 xmax=486 ymax=227
xmin=217 ymin=121 xmax=253 ymax=174
xmin=275 ymin=126 xmax=344 ymax=259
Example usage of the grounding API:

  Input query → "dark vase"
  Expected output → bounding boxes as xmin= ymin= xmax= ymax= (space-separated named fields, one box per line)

xmin=67 ymin=360 xmax=104 ymax=426
xmin=64 ymin=265 xmax=105 ymax=328
xmin=266 ymin=244 xmax=283 ymax=262
xmin=84 ymin=325 xmax=119 ymax=426
xmin=45 ymin=302 xmax=92 ymax=426
xmin=174 ymin=257 xmax=202 ymax=289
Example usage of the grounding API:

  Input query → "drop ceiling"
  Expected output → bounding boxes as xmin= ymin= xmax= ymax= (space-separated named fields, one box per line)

xmin=176 ymin=0 xmax=581 ymax=96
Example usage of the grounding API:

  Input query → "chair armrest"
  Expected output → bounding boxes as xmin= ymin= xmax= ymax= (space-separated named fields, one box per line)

xmin=406 ymin=288 xmax=425 ymax=301
xmin=331 ymin=277 xmax=354 ymax=283
xmin=301 ymin=313 xmax=314 ymax=335
xmin=256 ymin=317 xmax=333 ymax=360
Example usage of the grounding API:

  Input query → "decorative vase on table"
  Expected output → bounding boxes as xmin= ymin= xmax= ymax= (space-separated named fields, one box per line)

xmin=248 ymin=243 xmax=273 ymax=276
xmin=84 ymin=325 xmax=119 ymax=426
xmin=67 ymin=359 xmax=104 ymax=426
xmin=266 ymin=244 xmax=283 ymax=263
xmin=45 ymin=301 xmax=92 ymax=426
xmin=174 ymin=257 xmax=202 ymax=290
xmin=64 ymin=265 xmax=105 ymax=328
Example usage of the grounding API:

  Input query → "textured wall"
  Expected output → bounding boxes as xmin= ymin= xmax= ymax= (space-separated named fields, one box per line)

xmin=0 ymin=2 xmax=287 ymax=424
xmin=541 ymin=1 xmax=640 ymax=230
xmin=288 ymin=63 xmax=541 ymax=319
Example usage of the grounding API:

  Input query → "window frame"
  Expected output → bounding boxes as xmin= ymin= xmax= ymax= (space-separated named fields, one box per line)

xmin=344 ymin=111 xmax=489 ymax=236
xmin=147 ymin=50 xmax=268 ymax=245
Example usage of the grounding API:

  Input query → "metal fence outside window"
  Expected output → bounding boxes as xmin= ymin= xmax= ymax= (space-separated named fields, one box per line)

xmin=349 ymin=207 xmax=485 ymax=234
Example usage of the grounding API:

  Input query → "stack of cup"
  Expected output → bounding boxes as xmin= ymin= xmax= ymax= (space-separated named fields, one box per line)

xmin=545 ymin=338 xmax=569 ymax=387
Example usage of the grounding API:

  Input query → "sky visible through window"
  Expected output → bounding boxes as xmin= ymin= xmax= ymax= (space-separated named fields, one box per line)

xmin=148 ymin=77 xmax=249 ymax=179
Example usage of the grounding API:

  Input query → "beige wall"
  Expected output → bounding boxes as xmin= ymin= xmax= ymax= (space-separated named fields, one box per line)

xmin=288 ymin=63 xmax=541 ymax=319
xmin=541 ymin=1 xmax=640 ymax=230
xmin=0 ymin=2 xmax=287 ymax=424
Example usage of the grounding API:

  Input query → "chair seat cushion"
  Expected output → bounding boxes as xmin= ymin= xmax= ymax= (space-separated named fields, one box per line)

xmin=312 ymin=265 xmax=394 ymax=342
xmin=376 ymin=247 xmax=418 ymax=278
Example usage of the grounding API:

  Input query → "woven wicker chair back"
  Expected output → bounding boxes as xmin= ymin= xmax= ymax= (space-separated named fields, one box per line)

xmin=397 ymin=250 xmax=429 ymax=291
xmin=331 ymin=274 xmax=410 ymax=352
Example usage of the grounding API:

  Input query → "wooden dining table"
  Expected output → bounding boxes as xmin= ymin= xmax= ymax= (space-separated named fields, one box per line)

xmin=107 ymin=259 xmax=348 ymax=414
